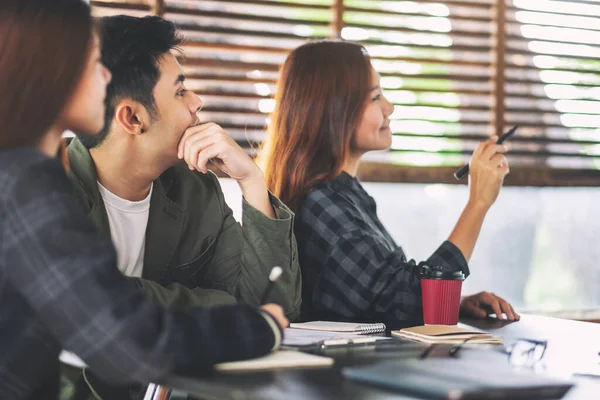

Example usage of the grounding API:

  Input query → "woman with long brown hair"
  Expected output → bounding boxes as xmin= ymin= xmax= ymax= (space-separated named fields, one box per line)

xmin=261 ymin=40 xmax=519 ymax=329
xmin=0 ymin=1 xmax=287 ymax=399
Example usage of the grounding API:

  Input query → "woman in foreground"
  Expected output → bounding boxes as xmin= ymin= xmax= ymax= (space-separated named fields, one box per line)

xmin=0 ymin=1 xmax=286 ymax=398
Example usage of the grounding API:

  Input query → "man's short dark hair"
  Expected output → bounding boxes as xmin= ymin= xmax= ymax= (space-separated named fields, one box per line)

xmin=78 ymin=15 xmax=183 ymax=149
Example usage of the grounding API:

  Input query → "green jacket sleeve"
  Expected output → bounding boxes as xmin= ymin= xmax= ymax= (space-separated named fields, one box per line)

xmin=132 ymin=277 xmax=237 ymax=308
xmin=203 ymin=174 xmax=302 ymax=320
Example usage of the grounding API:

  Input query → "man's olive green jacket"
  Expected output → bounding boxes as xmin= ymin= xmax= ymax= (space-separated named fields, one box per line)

xmin=66 ymin=138 xmax=301 ymax=320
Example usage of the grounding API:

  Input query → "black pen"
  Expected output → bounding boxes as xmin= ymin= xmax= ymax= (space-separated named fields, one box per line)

xmin=260 ymin=266 xmax=283 ymax=304
xmin=454 ymin=125 xmax=518 ymax=180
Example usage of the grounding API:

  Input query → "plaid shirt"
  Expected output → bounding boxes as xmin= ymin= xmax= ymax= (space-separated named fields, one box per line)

xmin=296 ymin=172 xmax=469 ymax=329
xmin=0 ymin=148 xmax=280 ymax=400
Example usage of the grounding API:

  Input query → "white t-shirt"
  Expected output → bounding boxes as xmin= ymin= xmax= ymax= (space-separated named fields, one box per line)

xmin=60 ymin=182 xmax=153 ymax=368
xmin=97 ymin=182 xmax=153 ymax=278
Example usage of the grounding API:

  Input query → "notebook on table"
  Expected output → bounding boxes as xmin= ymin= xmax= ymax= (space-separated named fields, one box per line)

xmin=214 ymin=350 xmax=334 ymax=372
xmin=283 ymin=328 xmax=390 ymax=348
xmin=392 ymin=325 xmax=503 ymax=344
xmin=343 ymin=358 xmax=573 ymax=399
xmin=290 ymin=321 xmax=386 ymax=335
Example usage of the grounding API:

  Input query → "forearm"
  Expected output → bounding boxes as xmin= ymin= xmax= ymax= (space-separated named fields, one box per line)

xmin=237 ymin=199 xmax=302 ymax=319
xmin=447 ymin=201 xmax=489 ymax=262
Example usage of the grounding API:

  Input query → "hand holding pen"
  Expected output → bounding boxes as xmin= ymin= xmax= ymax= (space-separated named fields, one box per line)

xmin=464 ymin=134 xmax=511 ymax=210
xmin=454 ymin=125 xmax=517 ymax=180
xmin=259 ymin=266 xmax=289 ymax=329
xmin=261 ymin=266 xmax=283 ymax=304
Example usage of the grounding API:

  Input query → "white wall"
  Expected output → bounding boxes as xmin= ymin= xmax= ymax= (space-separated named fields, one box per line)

xmin=218 ymin=178 xmax=600 ymax=312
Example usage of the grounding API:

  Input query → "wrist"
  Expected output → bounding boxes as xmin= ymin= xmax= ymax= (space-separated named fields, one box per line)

xmin=466 ymin=198 xmax=491 ymax=213
xmin=259 ymin=310 xmax=283 ymax=351
xmin=237 ymin=168 xmax=265 ymax=190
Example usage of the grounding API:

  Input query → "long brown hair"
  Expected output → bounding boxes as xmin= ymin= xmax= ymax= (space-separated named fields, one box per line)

xmin=0 ymin=0 xmax=93 ymax=149
xmin=259 ymin=40 xmax=372 ymax=212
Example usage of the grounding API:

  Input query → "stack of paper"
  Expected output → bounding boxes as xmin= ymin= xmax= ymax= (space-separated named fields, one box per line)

xmin=392 ymin=325 xmax=503 ymax=344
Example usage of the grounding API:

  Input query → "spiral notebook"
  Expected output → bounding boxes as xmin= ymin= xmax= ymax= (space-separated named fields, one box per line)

xmin=290 ymin=321 xmax=386 ymax=335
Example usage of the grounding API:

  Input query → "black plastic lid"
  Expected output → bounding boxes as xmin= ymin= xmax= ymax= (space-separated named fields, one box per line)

xmin=420 ymin=264 xmax=465 ymax=280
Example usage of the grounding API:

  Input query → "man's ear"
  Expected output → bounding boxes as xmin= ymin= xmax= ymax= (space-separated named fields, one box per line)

xmin=114 ymin=100 xmax=150 ymax=136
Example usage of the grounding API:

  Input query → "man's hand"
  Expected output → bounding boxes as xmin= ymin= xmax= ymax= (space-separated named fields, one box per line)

xmin=460 ymin=291 xmax=520 ymax=321
xmin=178 ymin=122 xmax=262 ymax=182
xmin=260 ymin=303 xmax=289 ymax=330
xmin=178 ymin=122 xmax=275 ymax=218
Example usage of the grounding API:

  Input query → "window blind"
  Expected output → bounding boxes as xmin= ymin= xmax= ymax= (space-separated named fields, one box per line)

xmin=90 ymin=0 xmax=600 ymax=185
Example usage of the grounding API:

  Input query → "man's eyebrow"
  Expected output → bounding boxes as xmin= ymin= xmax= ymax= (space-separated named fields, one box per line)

xmin=174 ymin=74 xmax=185 ymax=85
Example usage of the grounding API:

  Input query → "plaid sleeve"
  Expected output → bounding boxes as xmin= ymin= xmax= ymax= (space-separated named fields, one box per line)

xmin=1 ymin=157 xmax=278 ymax=383
xmin=299 ymin=189 xmax=420 ymax=327
xmin=427 ymin=240 xmax=470 ymax=278
xmin=299 ymin=188 xmax=467 ymax=328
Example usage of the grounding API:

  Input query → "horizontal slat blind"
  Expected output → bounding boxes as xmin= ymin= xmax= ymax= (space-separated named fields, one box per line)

xmin=341 ymin=0 xmax=496 ymax=168
xmin=90 ymin=0 xmax=600 ymax=185
xmin=504 ymin=0 xmax=600 ymax=171
xmin=165 ymin=0 xmax=333 ymax=150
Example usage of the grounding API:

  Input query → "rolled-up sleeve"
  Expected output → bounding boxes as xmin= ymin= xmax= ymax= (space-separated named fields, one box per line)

xmin=427 ymin=240 xmax=470 ymax=278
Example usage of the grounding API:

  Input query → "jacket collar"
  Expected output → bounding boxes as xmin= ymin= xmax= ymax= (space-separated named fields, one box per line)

xmin=67 ymin=138 xmax=185 ymax=282
xmin=67 ymin=138 xmax=111 ymax=237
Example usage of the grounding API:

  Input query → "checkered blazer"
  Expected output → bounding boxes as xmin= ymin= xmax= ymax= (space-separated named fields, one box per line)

xmin=0 ymin=148 xmax=280 ymax=400
xmin=296 ymin=172 xmax=469 ymax=329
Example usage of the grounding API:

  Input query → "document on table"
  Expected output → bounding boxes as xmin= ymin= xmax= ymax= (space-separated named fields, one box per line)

xmin=215 ymin=350 xmax=334 ymax=372
xmin=283 ymin=327 xmax=389 ymax=347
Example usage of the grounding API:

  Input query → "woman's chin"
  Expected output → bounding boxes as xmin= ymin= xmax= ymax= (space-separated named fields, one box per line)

xmin=381 ymin=128 xmax=393 ymax=146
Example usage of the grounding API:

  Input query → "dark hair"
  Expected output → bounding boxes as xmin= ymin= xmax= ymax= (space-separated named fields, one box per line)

xmin=0 ymin=0 xmax=92 ymax=149
xmin=78 ymin=15 xmax=183 ymax=149
xmin=259 ymin=41 xmax=371 ymax=212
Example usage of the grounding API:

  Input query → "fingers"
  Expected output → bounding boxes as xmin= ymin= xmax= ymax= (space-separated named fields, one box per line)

xmin=496 ymin=296 xmax=516 ymax=320
xmin=484 ymin=293 xmax=504 ymax=320
xmin=480 ymin=292 xmax=519 ymax=321
xmin=490 ymin=154 xmax=510 ymax=179
xmin=260 ymin=304 xmax=289 ymax=330
xmin=499 ymin=161 xmax=510 ymax=177
xmin=501 ymin=297 xmax=520 ymax=321
xmin=481 ymin=143 xmax=508 ymax=162
xmin=177 ymin=121 xmax=259 ymax=182
xmin=178 ymin=123 xmax=233 ymax=173
xmin=183 ymin=133 xmax=221 ymax=171
xmin=463 ymin=292 xmax=520 ymax=321
xmin=490 ymin=153 xmax=508 ymax=168
xmin=195 ymin=143 xmax=226 ymax=174
xmin=472 ymin=136 xmax=498 ymax=159
xmin=177 ymin=122 xmax=220 ymax=160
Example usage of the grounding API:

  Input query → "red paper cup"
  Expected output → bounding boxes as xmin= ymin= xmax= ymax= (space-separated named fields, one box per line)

xmin=421 ymin=277 xmax=463 ymax=325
